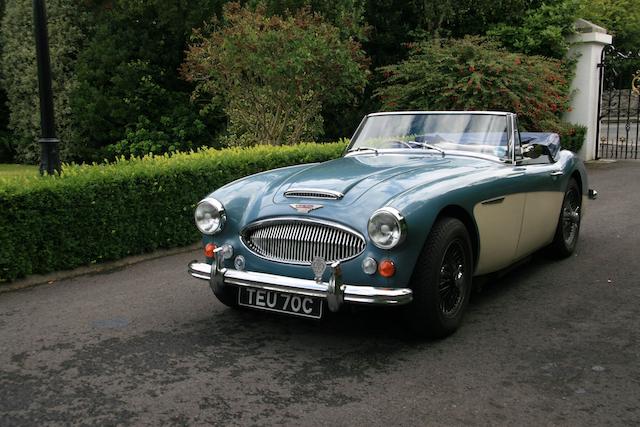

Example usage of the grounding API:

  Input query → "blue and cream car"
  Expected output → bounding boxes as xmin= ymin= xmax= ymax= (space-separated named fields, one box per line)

xmin=188 ymin=111 xmax=596 ymax=337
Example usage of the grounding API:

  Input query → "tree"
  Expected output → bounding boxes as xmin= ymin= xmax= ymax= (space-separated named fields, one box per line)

xmin=487 ymin=0 xmax=580 ymax=58
xmin=362 ymin=0 xmax=547 ymax=69
xmin=181 ymin=3 xmax=369 ymax=146
xmin=376 ymin=37 xmax=573 ymax=132
xmin=70 ymin=0 xmax=224 ymax=160
xmin=577 ymin=0 xmax=640 ymax=53
xmin=245 ymin=0 xmax=368 ymax=41
xmin=0 ymin=0 xmax=89 ymax=163
xmin=0 ymin=0 xmax=12 ymax=162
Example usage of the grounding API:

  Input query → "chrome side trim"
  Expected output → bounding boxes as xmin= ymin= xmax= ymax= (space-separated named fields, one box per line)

xmin=284 ymin=188 xmax=344 ymax=200
xmin=481 ymin=196 xmax=505 ymax=205
xmin=188 ymin=261 xmax=413 ymax=308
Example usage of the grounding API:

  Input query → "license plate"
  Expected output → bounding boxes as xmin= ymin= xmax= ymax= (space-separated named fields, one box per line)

xmin=237 ymin=287 xmax=323 ymax=319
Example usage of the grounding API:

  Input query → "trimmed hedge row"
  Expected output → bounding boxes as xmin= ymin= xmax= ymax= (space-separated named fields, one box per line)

xmin=0 ymin=142 xmax=347 ymax=282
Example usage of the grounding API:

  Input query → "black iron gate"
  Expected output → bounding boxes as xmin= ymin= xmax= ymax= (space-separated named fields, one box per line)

xmin=596 ymin=46 xmax=640 ymax=159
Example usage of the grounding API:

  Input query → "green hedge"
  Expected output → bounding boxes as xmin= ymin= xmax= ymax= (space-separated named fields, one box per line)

xmin=0 ymin=142 xmax=347 ymax=282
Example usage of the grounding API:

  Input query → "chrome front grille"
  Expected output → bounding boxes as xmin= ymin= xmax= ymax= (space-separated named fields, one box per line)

xmin=241 ymin=218 xmax=365 ymax=265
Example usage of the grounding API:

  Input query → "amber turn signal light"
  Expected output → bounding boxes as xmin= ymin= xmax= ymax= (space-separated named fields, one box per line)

xmin=204 ymin=243 xmax=216 ymax=258
xmin=378 ymin=259 xmax=395 ymax=278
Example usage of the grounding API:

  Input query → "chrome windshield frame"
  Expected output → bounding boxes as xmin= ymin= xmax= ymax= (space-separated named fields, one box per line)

xmin=345 ymin=111 xmax=517 ymax=164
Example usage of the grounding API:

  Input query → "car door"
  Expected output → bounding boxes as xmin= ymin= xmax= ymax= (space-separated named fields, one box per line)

xmin=472 ymin=166 xmax=527 ymax=275
xmin=473 ymin=115 xmax=527 ymax=275
xmin=513 ymin=130 xmax=566 ymax=259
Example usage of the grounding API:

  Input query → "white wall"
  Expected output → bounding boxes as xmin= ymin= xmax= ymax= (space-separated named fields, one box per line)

xmin=564 ymin=19 xmax=612 ymax=160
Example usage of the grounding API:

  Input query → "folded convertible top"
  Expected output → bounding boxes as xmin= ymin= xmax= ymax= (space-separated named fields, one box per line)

xmin=521 ymin=132 xmax=561 ymax=161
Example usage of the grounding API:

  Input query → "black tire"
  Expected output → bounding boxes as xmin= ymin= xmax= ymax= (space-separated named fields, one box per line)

xmin=213 ymin=286 xmax=239 ymax=308
xmin=404 ymin=217 xmax=473 ymax=339
xmin=548 ymin=178 xmax=581 ymax=258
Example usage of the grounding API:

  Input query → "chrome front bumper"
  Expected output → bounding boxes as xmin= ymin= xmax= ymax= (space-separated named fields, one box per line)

xmin=188 ymin=257 xmax=413 ymax=312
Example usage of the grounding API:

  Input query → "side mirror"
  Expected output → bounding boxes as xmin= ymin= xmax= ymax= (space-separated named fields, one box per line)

xmin=522 ymin=143 xmax=551 ymax=159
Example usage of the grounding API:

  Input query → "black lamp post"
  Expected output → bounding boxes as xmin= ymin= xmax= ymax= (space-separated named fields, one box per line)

xmin=33 ymin=0 xmax=60 ymax=175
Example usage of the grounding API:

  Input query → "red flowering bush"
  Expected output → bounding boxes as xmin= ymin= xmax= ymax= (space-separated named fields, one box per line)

xmin=376 ymin=36 xmax=574 ymax=132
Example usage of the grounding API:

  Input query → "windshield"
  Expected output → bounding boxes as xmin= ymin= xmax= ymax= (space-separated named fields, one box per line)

xmin=348 ymin=113 xmax=510 ymax=159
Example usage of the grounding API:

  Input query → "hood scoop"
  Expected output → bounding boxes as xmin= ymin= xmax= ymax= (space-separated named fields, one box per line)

xmin=284 ymin=188 xmax=344 ymax=200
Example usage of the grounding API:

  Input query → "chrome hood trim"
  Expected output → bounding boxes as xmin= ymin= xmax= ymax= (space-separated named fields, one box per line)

xmin=284 ymin=188 xmax=344 ymax=200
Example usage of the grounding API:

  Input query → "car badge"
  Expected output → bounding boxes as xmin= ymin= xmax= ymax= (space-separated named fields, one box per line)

xmin=289 ymin=203 xmax=323 ymax=214
xmin=311 ymin=256 xmax=327 ymax=282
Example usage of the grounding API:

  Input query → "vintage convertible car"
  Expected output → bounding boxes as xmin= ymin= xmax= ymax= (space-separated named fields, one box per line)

xmin=188 ymin=111 xmax=596 ymax=337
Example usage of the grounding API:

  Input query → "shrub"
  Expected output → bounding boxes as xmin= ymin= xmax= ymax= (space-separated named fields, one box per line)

xmin=108 ymin=105 xmax=211 ymax=159
xmin=376 ymin=36 xmax=573 ymax=132
xmin=558 ymin=124 xmax=586 ymax=153
xmin=0 ymin=141 xmax=347 ymax=282
xmin=181 ymin=3 xmax=369 ymax=147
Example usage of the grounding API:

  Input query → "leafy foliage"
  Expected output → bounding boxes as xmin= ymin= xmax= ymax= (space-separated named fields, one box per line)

xmin=487 ymin=0 xmax=579 ymax=58
xmin=0 ymin=0 xmax=89 ymax=163
xmin=577 ymin=0 xmax=640 ymax=53
xmin=0 ymin=141 xmax=347 ymax=281
xmin=559 ymin=124 xmax=586 ymax=152
xmin=245 ymin=0 xmax=368 ymax=41
xmin=181 ymin=3 xmax=369 ymax=146
xmin=0 ymin=0 xmax=10 ymax=163
xmin=0 ymin=0 xmax=597 ymax=165
xmin=242 ymin=0 xmax=370 ymax=139
xmin=376 ymin=37 xmax=573 ymax=132
xmin=109 ymin=113 xmax=209 ymax=158
xmin=363 ymin=0 xmax=547 ymax=68
xmin=70 ymin=0 xmax=223 ymax=161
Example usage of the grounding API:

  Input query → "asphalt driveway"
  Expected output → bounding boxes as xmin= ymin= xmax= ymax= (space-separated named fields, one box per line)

xmin=1 ymin=161 xmax=639 ymax=426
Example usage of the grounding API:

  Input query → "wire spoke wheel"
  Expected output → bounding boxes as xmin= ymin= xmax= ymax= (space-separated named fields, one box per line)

xmin=561 ymin=186 xmax=581 ymax=247
xmin=438 ymin=240 xmax=466 ymax=317
xmin=406 ymin=217 xmax=472 ymax=338
xmin=548 ymin=178 xmax=582 ymax=259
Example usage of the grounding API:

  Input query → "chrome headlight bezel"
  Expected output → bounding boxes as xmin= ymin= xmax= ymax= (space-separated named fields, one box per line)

xmin=367 ymin=207 xmax=407 ymax=249
xmin=194 ymin=198 xmax=226 ymax=235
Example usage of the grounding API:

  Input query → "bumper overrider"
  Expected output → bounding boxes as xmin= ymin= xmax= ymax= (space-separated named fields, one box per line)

xmin=187 ymin=250 xmax=413 ymax=312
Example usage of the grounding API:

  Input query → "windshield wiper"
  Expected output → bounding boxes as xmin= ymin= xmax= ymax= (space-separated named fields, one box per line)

xmin=348 ymin=146 xmax=379 ymax=155
xmin=409 ymin=142 xmax=446 ymax=158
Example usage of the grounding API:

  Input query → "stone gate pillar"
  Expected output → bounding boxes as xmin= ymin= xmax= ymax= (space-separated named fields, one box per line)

xmin=564 ymin=19 xmax=612 ymax=160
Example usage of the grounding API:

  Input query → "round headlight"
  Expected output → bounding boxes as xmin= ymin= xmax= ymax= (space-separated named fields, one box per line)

xmin=367 ymin=207 xmax=406 ymax=249
xmin=195 ymin=198 xmax=226 ymax=235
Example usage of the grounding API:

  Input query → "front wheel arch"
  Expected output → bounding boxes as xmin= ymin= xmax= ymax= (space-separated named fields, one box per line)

xmin=435 ymin=205 xmax=479 ymax=271
xmin=571 ymin=170 xmax=583 ymax=195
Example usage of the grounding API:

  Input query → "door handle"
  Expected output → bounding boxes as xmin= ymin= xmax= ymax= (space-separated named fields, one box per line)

xmin=550 ymin=171 xmax=564 ymax=177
